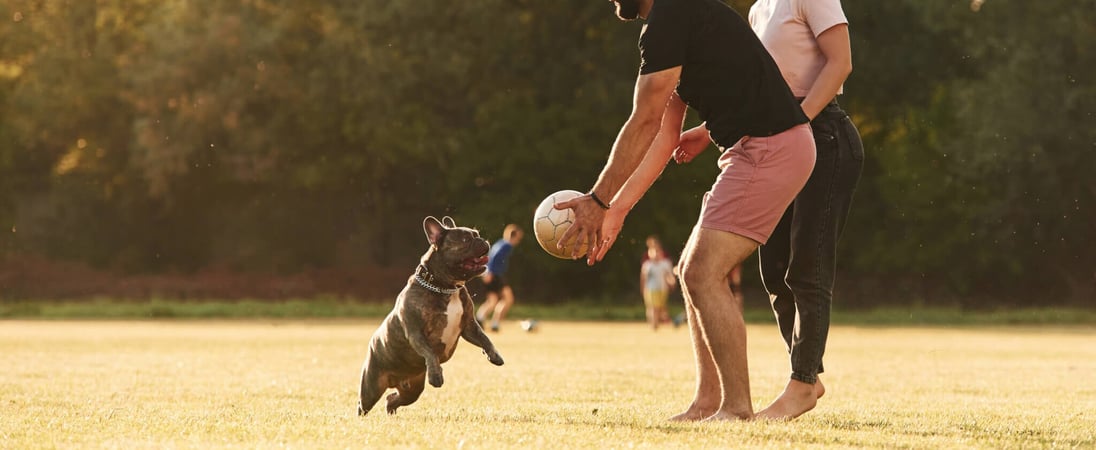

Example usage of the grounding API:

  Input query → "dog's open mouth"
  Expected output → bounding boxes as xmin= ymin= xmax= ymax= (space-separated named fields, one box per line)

xmin=462 ymin=254 xmax=489 ymax=272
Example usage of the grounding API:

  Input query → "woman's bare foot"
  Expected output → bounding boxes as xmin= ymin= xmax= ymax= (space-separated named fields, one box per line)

xmin=755 ymin=379 xmax=819 ymax=421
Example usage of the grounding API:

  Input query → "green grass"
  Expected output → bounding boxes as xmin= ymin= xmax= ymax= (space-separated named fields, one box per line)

xmin=0 ymin=298 xmax=396 ymax=320
xmin=3 ymin=297 xmax=1096 ymax=326
xmin=1 ymin=320 xmax=1093 ymax=448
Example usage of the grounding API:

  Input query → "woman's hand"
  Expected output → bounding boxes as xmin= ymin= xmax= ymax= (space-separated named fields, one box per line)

xmin=672 ymin=126 xmax=712 ymax=164
xmin=589 ymin=206 xmax=628 ymax=265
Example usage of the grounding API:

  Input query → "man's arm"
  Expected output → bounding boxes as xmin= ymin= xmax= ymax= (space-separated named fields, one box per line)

xmin=555 ymin=67 xmax=683 ymax=260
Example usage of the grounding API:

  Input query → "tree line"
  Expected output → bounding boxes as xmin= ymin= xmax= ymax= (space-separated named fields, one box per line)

xmin=0 ymin=0 xmax=1092 ymax=305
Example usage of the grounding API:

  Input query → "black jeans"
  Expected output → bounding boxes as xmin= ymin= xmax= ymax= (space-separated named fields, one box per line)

xmin=758 ymin=100 xmax=863 ymax=385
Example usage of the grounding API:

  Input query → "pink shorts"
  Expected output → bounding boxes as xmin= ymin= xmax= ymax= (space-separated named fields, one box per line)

xmin=699 ymin=123 xmax=815 ymax=244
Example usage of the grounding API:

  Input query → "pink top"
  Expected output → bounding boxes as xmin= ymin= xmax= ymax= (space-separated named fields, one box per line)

xmin=748 ymin=0 xmax=848 ymax=97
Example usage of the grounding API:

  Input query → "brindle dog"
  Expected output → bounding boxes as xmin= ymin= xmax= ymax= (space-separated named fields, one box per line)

xmin=357 ymin=216 xmax=504 ymax=415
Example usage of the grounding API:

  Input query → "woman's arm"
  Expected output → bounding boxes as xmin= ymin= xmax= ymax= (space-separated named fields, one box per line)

xmin=799 ymin=24 xmax=852 ymax=120
xmin=672 ymin=123 xmax=712 ymax=164
xmin=556 ymin=67 xmax=682 ymax=263
xmin=611 ymin=92 xmax=688 ymax=212
xmin=590 ymin=92 xmax=689 ymax=263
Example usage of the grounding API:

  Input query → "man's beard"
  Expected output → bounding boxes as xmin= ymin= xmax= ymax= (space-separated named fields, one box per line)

xmin=615 ymin=0 xmax=641 ymax=21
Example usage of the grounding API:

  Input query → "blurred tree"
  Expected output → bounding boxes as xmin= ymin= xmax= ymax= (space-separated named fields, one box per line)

xmin=0 ymin=0 xmax=1091 ymax=305
xmin=835 ymin=0 xmax=987 ymax=303
xmin=0 ymin=0 xmax=155 ymax=267
xmin=836 ymin=0 xmax=1094 ymax=304
xmin=936 ymin=0 xmax=1095 ymax=302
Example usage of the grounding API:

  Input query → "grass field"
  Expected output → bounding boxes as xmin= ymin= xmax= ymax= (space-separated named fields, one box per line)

xmin=1 ymin=320 xmax=1093 ymax=449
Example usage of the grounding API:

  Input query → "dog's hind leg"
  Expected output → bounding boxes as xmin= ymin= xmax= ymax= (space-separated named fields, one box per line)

xmin=357 ymin=359 xmax=386 ymax=416
xmin=385 ymin=372 xmax=426 ymax=414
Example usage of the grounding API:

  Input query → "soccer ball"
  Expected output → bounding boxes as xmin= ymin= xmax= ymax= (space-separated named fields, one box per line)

xmin=533 ymin=190 xmax=589 ymax=259
xmin=519 ymin=319 xmax=539 ymax=332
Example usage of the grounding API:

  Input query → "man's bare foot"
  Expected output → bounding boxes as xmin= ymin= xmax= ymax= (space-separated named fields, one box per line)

xmin=701 ymin=409 xmax=753 ymax=422
xmin=755 ymin=379 xmax=818 ymax=421
xmin=668 ymin=403 xmax=718 ymax=422
xmin=815 ymin=378 xmax=826 ymax=399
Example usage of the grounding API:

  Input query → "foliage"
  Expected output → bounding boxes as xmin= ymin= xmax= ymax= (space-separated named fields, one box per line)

xmin=838 ymin=0 xmax=1095 ymax=302
xmin=0 ymin=0 xmax=1092 ymax=304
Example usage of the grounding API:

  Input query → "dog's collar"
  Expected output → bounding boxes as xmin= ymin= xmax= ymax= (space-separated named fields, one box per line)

xmin=413 ymin=265 xmax=460 ymax=295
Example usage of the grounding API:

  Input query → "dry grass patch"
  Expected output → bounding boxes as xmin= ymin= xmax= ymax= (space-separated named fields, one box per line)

xmin=1 ymin=320 xmax=1093 ymax=449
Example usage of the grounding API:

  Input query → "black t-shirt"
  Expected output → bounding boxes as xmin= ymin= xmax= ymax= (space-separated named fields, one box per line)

xmin=639 ymin=0 xmax=807 ymax=147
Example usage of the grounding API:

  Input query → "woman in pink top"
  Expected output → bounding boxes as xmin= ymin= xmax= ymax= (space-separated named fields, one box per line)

xmin=749 ymin=0 xmax=865 ymax=420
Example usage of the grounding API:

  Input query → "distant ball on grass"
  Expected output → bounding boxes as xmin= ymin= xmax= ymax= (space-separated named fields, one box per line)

xmin=533 ymin=190 xmax=588 ymax=259
xmin=519 ymin=319 xmax=539 ymax=333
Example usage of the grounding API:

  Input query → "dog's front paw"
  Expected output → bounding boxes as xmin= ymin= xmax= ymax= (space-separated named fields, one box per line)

xmin=486 ymin=351 xmax=504 ymax=366
xmin=427 ymin=369 xmax=444 ymax=388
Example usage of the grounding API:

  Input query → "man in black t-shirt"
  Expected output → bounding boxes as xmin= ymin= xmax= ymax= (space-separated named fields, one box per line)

xmin=555 ymin=0 xmax=816 ymax=421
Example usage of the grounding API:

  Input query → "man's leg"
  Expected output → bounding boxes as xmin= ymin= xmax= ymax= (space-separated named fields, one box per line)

xmin=676 ymin=226 xmax=760 ymax=421
xmin=490 ymin=286 xmax=515 ymax=331
xmin=477 ymin=292 xmax=498 ymax=323
xmin=668 ymin=296 xmax=720 ymax=421
xmin=728 ymin=264 xmax=744 ymax=305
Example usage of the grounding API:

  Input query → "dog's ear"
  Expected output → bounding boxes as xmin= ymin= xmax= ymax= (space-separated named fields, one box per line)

xmin=441 ymin=216 xmax=456 ymax=228
xmin=423 ymin=217 xmax=445 ymax=245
